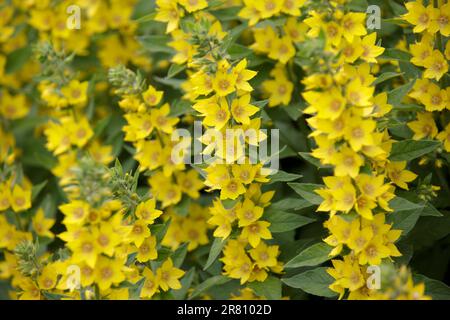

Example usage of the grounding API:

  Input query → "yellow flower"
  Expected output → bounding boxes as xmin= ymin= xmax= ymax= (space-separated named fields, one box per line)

xmin=140 ymin=267 xmax=160 ymax=298
xmin=241 ymin=221 xmax=272 ymax=248
xmin=93 ymin=223 xmax=121 ymax=257
xmin=280 ymin=0 xmax=305 ymax=16
xmin=0 ymin=183 xmax=11 ymax=211
xmin=18 ymin=278 xmax=40 ymax=300
xmin=386 ymin=161 xmax=417 ymax=190
xmin=347 ymin=222 xmax=373 ymax=253
xmin=420 ymin=82 xmax=447 ymax=111
xmin=59 ymin=200 xmax=90 ymax=225
xmin=358 ymin=235 xmax=391 ymax=265
xmin=255 ymin=0 xmax=283 ymax=19
xmin=135 ymin=139 xmax=163 ymax=170
xmin=360 ymin=32 xmax=385 ymax=63
xmin=37 ymin=265 xmax=58 ymax=290
xmin=330 ymin=145 xmax=364 ymax=178
xmin=150 ymin=103 xmax=179 ymax=134
xmin=61 ymin=80 xmax=89 ymax=106
xmin=10 ymin=184 xmax=31 ymax=213
xmin=155 ymin=0 xmax=185 ymax=33
xmin=284 ymin=17 xmax=308 ymax=43
xmin=136 ymin=236 xmax=158 ymax=263
xmin=135 ymin=198 xmax=163 ymax=223
xmin=68 ymin=116 xmax=94 ymax=148
xmin=437 ymin=123 xmax=450 ymax=152
xmin=32 ymin=208 xmax=55 ymax=238
xmin=262 ymin=72 xmax=293 ymax=107
xmin=339 ymin=37 xmax=364 ymax=63
xmin=213 ymin=66 xmax=238 ymax=97
xmin=355 ymin=195 xmax=377 ymax=220
xmin=407 ymin=112 xmax=438 ymax=140
xmin=239 ymin=0 xmax=262 ymax=26
xmin=423 ymin=50 xmax=448 ymax=81
xmin=436 ymin=3 xmax=450 ymax=36
xmin=346 ymin=78 xmax=374 ymax=107
xmin=220 ymin=177 xmax=246 ymax=200
xmin=370 ymin=92 xmax=392 ymax=117
xmin=233 ymin=59 xmax=257 ymax=92
xmin=156 ymin=258 xmax=185 ymax=291
xmin=251 ymin=26 xmax=277 ymax=54
xmin=355 ymin=174 xmax=388 ymax=200
xmin=126 ymin=219 xmax=151 ymax=247
xmin=183 ymin=219 xmax=209 ymax=251
xmin=340 ymin=12 xmax=367 ymax=42
xmin=178 ymin=0 xmax=208 ymax=12
xmin=0 ymin=91 xmax=29 ymax=120
xmin=195 ymin=98 xmax=230 ymax=130
xmin=403 ymin=2 xmax=439 ymax=33
xmin=175 ymin=170 xmax=204 ymax=199
xmin=268 ymin=36 xmax=296 ymax=64
xmin=410 ymin=34 xmax=433 ymax=67
xmin=236 ymin=198 xmax=264 ymax=227
xmin=338 ymin=256 xmax=365 ymax=291
xmin=332 ymin=181 xmax=356 ymax=213
xmin=231 ymin=94 xmax=259 ymax=125
xmin=95 ymin=256 xmax=126 ymax=291
xmin=344 ymin=118 xmax=376 ymax=151
xmin=68 ymin=231 xmax=100 ymax=268
xmin=249 ymin=242 xmax=279 ymax=269
xmin=142 ymin=85 xmax=163 ymax=107
xmin=208 ymin=211 xmax=233 ymax=238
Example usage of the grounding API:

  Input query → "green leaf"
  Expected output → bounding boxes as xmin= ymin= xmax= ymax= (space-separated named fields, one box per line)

xmin=372 ymin=72 xmax=404 ymax=86
xmin=228 ymin=44 xmax=252 ymax=60
xmin=189 ymin=275 xmax=231 ymax=300
xmin=387 ymin=197 xmax=424 ymax=236
xmin=172 ymin=267 xmax=196 ymax=300
xmin=248 ymin=276 xmax=282 ymax=300
xmin=253 ymin=100 xmax=269 ymax=109
xmin=413 ymin=274 xmax=450 ymax=300
xmin=93 ymin=115 xmax=112 ymax=138
xmin=167 ymin=63 xmax=186 ymax=79
xmin=210 ymin=6 xmax=241 ymax=21
xmin=347 ymin=0 xmax=368 ymax=11
xmin=174 ymin=196 xmax=190 ymax=217
xmin=268 ymin=198 xmax=313 ymax=212
xmin=283 ymin=103 xmax=303 ymax=121
xmin=388 ymin=79 xmax=416 ymax=106
xmin=5 ymin=46 xmax=32 ymax=74
xmin=138 ymin=35 xmax=173 ymax=53
xmin=151 ymin=219 xmax=171 ymax=243
xmin=282 ymin=267 xmax=337 ymax=298
xmin=285 ymin=243 xmax=333 ymax=269
xmin=298 ymin=152 xmax=330 ymax=169
xmin=389 ymin=1 xmax=407 ymax=16
xmin=288 ymin=183 xmax=324 ymax=205
xmin=265 ymin=211 xmax=315 ymax=233
xmin=134 ymin=11 xmax=157 ymax=23
xmin=380 ymin=48 xmax=412 ymax=62
xmin=31 ymin=180 xmax=48 ymax=201
xmin=154 ymin=76 xmax=183 ymax=89
xmin=171 ymin=242 xmax=188 ymax=268
xmin=389 ymin=140 xmax=441 ymax=161
xmin=204 ymin=238 xmax=226 ymax=271
xmin=170 ymin=99 xmax=191 ymax=117
xmin=267 ymin=170 xmax=302 ymax=184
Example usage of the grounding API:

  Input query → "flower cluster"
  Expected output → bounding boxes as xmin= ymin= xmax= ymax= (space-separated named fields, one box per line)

xmin=297 ymin=3 xmax=429 ymax=299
